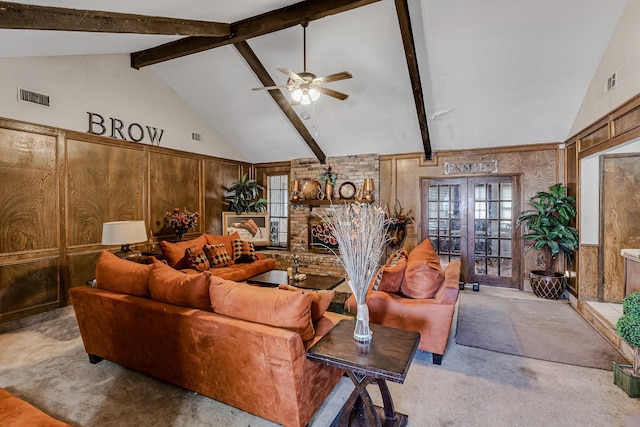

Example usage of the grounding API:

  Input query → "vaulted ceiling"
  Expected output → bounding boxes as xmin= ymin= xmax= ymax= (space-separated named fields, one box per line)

xmin=0 ymin=0 xmax=628 ymax=163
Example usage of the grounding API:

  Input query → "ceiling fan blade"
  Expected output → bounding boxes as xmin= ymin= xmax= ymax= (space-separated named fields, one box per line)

xmin=316 ymin=86 xmax=349 ymax=101
xmin=252 ymin=85 xmax=288 ymax=91
xmin=277 ymin=68 xmax=303 ymax=82
xmin=313 ymin=71 xmax=352 ymax=85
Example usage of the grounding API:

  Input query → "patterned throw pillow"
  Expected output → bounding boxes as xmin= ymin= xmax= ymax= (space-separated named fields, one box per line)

xmin=232 ymin=239 xmax=256 ymax=263
xmin=204 ymin=243 xmax=234 ymax=268
xmin=185 ymin=245 xmax=211 ymax=272
xmin=372 ymin=248 xmax=408 ymax=293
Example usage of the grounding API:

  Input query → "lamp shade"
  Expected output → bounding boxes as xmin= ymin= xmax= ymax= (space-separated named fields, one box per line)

xmin=363 ymin=178 xmax=375 ymax=192
xmin=102 ymin=220 xmax=147 ymax=245
xmin=291 ymin=180 xmax=300 ymax=192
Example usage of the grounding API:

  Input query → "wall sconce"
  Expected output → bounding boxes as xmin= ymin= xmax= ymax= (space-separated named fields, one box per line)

xmin=102 ymin=220 xmax=148 ymax=260
xmin=291 ymin=179 xmax=301 ymax=201
xmin=363 ymin=178 xmax=375 ymax=202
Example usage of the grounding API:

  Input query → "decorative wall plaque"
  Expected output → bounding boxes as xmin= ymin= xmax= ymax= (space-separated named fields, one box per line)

xmin=443 ymin=160 xmax=498 ymax=175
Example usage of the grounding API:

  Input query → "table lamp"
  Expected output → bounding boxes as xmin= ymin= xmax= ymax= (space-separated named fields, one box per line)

xmin=363 ymin=178 xmax=375 ymax=202
xmin=102 ymin=220 xmax=148 ymax=260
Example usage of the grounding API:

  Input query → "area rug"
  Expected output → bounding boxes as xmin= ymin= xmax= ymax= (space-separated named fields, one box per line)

xmin=455 ymin=293 xmax=627 ymax=370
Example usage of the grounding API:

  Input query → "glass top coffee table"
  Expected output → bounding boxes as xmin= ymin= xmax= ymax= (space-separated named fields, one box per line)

xmin=247 ymin=270 xmax=344 ymax=291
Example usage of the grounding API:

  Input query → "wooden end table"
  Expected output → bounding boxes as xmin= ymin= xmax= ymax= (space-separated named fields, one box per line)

xmin=246 ymin=270 xmax=344 ymax=291
xmin=307 ymin=320 xmax=420 ymax=427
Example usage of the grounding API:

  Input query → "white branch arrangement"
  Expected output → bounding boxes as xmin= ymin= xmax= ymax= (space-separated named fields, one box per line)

xmin=314 ymin=202 xmax=390 ymax=342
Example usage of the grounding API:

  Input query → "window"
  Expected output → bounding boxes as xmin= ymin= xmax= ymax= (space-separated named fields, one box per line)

xmin=267 ymin=174 xmax=289 ymax=248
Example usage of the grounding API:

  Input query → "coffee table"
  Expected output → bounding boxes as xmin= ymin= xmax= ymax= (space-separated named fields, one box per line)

xmin=307 ymin=319 xmax=420 ymax=427
xmin=247 ymin=270 xmax=344 ymax=291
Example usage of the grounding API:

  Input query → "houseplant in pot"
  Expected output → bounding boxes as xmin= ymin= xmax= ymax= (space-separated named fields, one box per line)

xmin=614 ymin=292 xmax=640 ymax=397
xmin=516 ymin=183 xmax=578 ymax=299
xmin=226 ymin=173 xmax=267 ymax=214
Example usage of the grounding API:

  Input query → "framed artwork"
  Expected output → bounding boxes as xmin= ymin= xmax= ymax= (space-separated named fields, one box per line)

xmin=308 ymin=215 xmax=339 ymax=254
xmin=222 ymin=212 xmax=270 ymax=246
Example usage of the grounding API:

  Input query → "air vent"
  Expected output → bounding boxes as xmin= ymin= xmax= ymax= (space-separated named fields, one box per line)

xmin=605 ymin=72 xmax=617 ymax=94
xmin=18 ymin=87 xmax=51 ymax=107
xmin=191 ymin=132 xmax=202 ymax=142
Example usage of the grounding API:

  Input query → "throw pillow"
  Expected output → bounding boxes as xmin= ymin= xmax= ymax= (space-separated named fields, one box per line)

xmin=185 ymin=245 xmax=211 ymax=272
xmin=401 ymin=239 xmax=445 ymax=299
xmin=278 ymin=284 xmax=335 ymax=323
xmin=149 ymin=259 xmax=213 ymax=311
xmin=95 ymin=250 xmax=152 ymax=297
xmin=204 ymin=232 xmax=240 ymax=259
xmin=203 ymin=243 xmax=234 ymax=268
xmin=232 ymin=239 xmax=256 ymax=263
xmin=159 ymin=235 xmax=208 ymax=269
xmin=210 ymin=279 xmax=314 ymax=342
xmin=375 ymin=248 xmax=408 ymax=293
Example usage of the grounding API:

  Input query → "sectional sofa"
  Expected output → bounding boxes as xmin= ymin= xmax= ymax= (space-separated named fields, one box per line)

xmin=70 ymin=250 xmax=346 ymax=427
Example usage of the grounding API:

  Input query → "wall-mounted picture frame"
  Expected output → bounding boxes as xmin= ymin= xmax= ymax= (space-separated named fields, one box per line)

xmin=222 ymin=212 xmax=270 ymax=246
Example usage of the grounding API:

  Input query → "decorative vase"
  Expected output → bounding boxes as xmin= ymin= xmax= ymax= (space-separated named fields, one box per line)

xmin=176 ymin=232 xmax=184 ymax=241
xmin=325 ymin=182 xmax=334 ymax=202
xmin=354 ymin=303 xmax=372 ymax=343
xmin=529 ymin=271 xmax=566 ymax=299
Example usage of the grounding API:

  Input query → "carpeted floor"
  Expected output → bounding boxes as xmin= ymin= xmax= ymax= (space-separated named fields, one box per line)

xmin=1 ymin=296 xmax=640 ymax=426
xmin=456 ymin=292 xmax=627 ymax=370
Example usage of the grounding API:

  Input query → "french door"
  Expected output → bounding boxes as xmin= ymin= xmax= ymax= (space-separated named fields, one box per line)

xmin=421 ymin=176 xmax=520 ymax=288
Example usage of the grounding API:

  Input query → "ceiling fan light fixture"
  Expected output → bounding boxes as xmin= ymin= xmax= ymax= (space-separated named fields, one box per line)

xmin=300 ymin=91 xmax=312 ymax=105
xmin=292 ymin=88 xmax=303 ymax=102
xmin=309 ymin=88 xmax=320 ymax=101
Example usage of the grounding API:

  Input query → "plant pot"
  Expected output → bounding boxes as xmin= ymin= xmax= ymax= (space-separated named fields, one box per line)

xmin=529 ymin=271 xmax=566 ymax=299
xmin=613 ymin=362 xmax=640 ymax=398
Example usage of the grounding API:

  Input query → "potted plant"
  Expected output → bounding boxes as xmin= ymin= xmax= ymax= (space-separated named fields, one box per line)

xmin=226 ymin=173 xmax=267 ymax=214
xmin=516 ymin=183 xmax=578 ymax=299
xmin=614 ymin=292 xmax=640 ymax=397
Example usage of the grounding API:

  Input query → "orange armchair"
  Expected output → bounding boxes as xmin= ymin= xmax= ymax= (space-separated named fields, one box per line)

xmin=345 ymin=241 xmax=461 ymax=365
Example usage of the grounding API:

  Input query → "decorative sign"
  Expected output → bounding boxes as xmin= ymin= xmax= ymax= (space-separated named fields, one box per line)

xmin=87 ymin=112 xmax=164 ymax=146
xmin=444 ymin=160 xmax=498 ymax=175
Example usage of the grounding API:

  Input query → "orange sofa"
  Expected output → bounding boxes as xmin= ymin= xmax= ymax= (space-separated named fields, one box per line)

xmin=70 ymin=251 xmax=345 ymax=427
xmin=157 ymin=232 xmax=276 ymax=281
xmin=345 ymin=239 xmax=461 ymax=364
xmin=0 ymin=388 xmax=70 ymax=427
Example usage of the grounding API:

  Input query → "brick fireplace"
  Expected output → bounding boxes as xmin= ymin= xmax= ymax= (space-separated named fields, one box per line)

xmin=262 ymin=154 xmax=380 ymax=278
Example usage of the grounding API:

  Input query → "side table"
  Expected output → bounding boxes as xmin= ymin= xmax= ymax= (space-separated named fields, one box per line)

xmin=307 ymin=320 xmax=420 ymax=427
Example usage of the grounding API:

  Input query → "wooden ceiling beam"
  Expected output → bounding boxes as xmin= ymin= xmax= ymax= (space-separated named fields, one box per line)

xmin=234 ymin=41 xmax=327 ymax=164
xmin=131 ymin=0 xmax=381 ymax=69
xmin=394 ymin=0 xmax=432 ymax=160
xmin=0 ymin=1 xmax=230 ymax=36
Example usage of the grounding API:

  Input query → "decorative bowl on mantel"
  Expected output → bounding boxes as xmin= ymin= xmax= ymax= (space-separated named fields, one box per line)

xmin=300 ymin=180 xmax=322 ymax=200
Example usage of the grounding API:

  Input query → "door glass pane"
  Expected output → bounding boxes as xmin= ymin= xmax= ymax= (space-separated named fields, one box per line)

xmin=439 ymin=220 xmax=449 ymax=235
xmin=475 ymin=184 xmax=486 ymax=201
xmin=439 ymin=202 xmax=450 ymax=217
xmin=500 ymin=239 xmax=512 ymax=257
xmin=500 ymin=183 xmax=512 ymax=200
xmin=429 ymin=186 xmax=439 ymax=201
xmin=500 ymin=202 xmax=512 ymax=219
xmin=428 ymin=219 xmax=438 ymax=235
xmin=500 ymin=220 xmax=511 ymax=237
xmin=500 ymin=258 xmax=512 ymax=276
xmin=452 ymin=237 xmax=461 ymax=254
xmin=439 ymin=186 xmax=450 ymax=201
xmin=487 ymin=202 xmax=499 ymax=219
xmin=487 ymin=239 xmax=499 ymax=257
xmin=475 ymin=201 xmax=486 ymax=219
xmin=451 ymin=219 xmax=461 ymax=236
xmin=428 ymin=203 xmax=438 ymax=218
xmin=487 ymin=220 xmax=499 ymax=237
xmin=475 ymin=220 xmax=487 ymax=236
xmin=487 ymin=257 xmax=499 ymax=275
xmin=487 ymin=183 xmax=499 ymax=200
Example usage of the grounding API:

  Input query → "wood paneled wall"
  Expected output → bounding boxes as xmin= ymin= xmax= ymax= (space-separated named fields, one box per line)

xmin=0 ymin=118 xmax=247 ymax=324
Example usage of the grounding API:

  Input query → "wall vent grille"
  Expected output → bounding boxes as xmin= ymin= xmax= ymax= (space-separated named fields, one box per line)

xmin=605 ymin=72 xmax=617 ymax=93
xmin=191 ymin=132 xmax=202 ymax=142
xmin=18 ymin=87 xmax=51 ymax=107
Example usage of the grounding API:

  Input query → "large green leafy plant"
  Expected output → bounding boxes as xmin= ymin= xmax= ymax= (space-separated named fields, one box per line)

xmin=617 ymin=292 xmax=640 ymax=376
xmin=516 ymin=183 xmax=578 ymax=276
xmin=226 ymin=174 xmax=267 ymax=214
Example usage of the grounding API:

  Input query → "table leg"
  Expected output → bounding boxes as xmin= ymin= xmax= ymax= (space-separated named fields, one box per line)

xmin=336 ymin=372 xmax=381 ymax=427
xmin=376 ymin=379 xmax=397 ymax=422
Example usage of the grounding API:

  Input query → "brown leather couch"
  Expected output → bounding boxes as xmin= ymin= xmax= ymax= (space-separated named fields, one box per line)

xmin=70 ymin=251 xmax=345 ymax=427
xmin=345 ymin=240 xmax=461 ymax=365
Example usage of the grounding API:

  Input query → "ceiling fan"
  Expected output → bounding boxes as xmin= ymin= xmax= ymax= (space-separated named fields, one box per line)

xmin=252 ymin=21 xmax=352 ymax=105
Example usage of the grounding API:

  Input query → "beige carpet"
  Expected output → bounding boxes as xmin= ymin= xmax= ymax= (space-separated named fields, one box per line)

xmin=1 ymin=303 xmax=639 ymax=426
xmin=456 ymin=291 xmax=627 ymax=370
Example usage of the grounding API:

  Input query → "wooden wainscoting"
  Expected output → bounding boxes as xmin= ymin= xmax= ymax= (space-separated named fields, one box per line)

xmin=0 ymin=117 xmax=248 ymax=324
